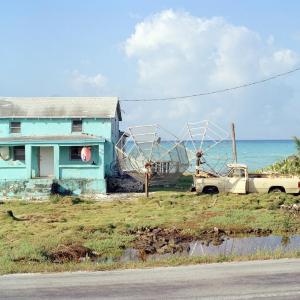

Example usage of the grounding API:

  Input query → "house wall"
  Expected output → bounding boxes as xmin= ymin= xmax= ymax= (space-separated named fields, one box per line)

xmin=0 ymin=116 xmax=120 ymax=176
xmin=0 ymin=114 xmax=120 ymax=197
xmin=0 ymin=166 xmax=27 ymax=180
xmin=0 ymin=118 xmax=114 ymax=138
xmin=0 ymin=147 xmax=26 ymax=180
xmin=58 ymin=145 xmax=104 ymax=180
xmin=59 ymin=145 xmax=100 ymax=166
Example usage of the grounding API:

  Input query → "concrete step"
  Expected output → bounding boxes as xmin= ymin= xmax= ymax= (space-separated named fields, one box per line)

xmin=25 ymin=179 xmax=53 ymax=197
xmin=26 ymin=179 xmax=53 ymax=187
xmin=25 ymin=188 xmax=52 ymax=193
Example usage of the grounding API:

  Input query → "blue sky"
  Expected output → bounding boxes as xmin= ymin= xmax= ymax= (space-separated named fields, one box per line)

xmin=1 ymin=1 xmax=300 ymax=139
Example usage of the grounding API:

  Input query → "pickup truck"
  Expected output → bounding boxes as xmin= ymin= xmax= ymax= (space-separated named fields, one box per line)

xmin=194 ymin=163 xmax=300 ymax=194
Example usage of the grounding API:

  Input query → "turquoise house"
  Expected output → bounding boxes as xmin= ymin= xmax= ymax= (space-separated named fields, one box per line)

xmin=0 ymin=97 xmax=122 ymax=198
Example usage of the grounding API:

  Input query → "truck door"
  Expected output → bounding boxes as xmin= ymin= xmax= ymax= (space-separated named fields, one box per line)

xmin=226 ymin=168 xmax=247 ymax=194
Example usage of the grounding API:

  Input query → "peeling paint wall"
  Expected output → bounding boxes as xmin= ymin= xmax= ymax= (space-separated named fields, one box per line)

xmin=0 ymin=178 xmax=107 ymax=200
xmin=52 ymin=179 xmax=106 ymax=196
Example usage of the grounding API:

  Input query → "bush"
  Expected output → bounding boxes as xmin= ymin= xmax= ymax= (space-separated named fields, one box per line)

xmin=260 ymin=137 xmax=300 ymax=175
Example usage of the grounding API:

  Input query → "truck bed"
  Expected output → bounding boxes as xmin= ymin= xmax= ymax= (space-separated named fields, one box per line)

xmin=248 ymin=173 xmax=296 ymax=178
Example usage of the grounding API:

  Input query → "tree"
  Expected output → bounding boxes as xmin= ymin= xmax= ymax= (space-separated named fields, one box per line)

xmin=293 ymin=136 xmax=300 ymax=156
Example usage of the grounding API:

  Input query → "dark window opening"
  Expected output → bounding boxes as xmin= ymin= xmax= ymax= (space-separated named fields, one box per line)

xmin=70 ymin=146 xmax=82 ymax=160
xmin=72 ymin=120 xmax=82 ymax=132
xmin=10 ymin=122 xmax=21 ymax=133
xmin=13 ymin=146 xmax=25 ymax=161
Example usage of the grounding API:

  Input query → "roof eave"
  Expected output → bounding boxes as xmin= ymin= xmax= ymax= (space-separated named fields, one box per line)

xmin=0 ymin=139 xmax=105 ymax=145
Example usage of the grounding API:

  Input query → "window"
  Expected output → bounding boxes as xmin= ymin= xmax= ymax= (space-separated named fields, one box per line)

xmin=70 ymin=146 xmax=82 ymax=160
xmin=10 ymin=122 xmax=21 ymax=133
xmin=228 ymin=168 xmax=245 ymax=178
xmin=72 ymin=120 xmax=82 ymax=132
xmin=13 ymin=146 xmax=25 ymax=161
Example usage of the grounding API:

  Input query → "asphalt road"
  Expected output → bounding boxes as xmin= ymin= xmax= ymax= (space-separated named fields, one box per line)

xmin=1 ymin=259 xmax=300 ymax=299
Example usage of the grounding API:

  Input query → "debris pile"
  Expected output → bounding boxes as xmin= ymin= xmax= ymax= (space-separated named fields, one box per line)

xmin=48 ymin=244 xmax=96 ymax=263
xmin=280 ymin=204 xmax=300 ymax=213
xmin=132 ymin=227 xmax=193 ymax=257
xmin=107 ymin=175 xmax=143 ymax=193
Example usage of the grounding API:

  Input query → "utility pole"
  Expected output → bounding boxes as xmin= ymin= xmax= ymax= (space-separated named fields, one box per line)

xmin=144 ymin=162 xmax=151 ymax=197
xmin=231 ymin=123 xmax=237 ymax=163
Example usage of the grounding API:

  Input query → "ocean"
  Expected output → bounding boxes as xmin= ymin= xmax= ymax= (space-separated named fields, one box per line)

xmin=187 ymin=140 xmax=296 ymax=171
xmin=233 ymin=140 xmax=296 ymax=171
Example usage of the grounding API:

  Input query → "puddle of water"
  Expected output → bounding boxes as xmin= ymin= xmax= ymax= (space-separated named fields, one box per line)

xmin=120 ymin=235 xmax=300 ymax=262
xmin=189 ymin=235 xmax=300 ymax=257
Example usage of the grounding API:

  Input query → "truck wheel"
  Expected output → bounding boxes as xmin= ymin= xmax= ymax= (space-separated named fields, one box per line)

xmin=269 ymin=187 xmax=285 ymax=193
xmin=203 ymin=186 xmax=219 ymax=194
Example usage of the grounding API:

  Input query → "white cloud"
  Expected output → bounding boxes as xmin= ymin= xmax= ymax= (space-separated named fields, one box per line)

xmin=123 ymin=10 xmax=300 ymax=138
xmin=70 ymin=70 xmax=107 ymax=93
xmin=260 ymin=49 xmax=299 ymax=75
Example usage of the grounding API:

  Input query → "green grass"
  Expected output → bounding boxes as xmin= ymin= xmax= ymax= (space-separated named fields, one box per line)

xmin=1 ymin=191 xmax=300 ymax=275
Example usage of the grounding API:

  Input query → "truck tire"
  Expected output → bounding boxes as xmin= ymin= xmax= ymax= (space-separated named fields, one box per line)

xmin=203 ymin=186 xmax=219 ymax=194
xmin=269 ymin=187 xmax=285 ymax=193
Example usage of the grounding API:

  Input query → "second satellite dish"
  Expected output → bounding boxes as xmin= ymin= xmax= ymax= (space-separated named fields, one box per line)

xmin=0 ymin=147 xmax=10 ymax=160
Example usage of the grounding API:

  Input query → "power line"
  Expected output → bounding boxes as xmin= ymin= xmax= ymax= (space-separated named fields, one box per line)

xmin=120 ymin=65 xmax=300 ymax=102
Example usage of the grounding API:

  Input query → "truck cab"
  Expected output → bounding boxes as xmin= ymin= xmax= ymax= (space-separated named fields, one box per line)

xmin=225 ymin=163 xmax=248 ymax=194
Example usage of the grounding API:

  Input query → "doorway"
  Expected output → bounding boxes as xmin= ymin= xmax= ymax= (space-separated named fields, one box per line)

xmin=39 ymin=147 xmax=54 ymax=177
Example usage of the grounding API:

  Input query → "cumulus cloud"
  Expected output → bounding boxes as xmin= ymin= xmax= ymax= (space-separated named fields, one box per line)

xmin=70 ymin=70 xmax=107 ymax=93
xmin=123 ymin=9 xmax=300 ymax=139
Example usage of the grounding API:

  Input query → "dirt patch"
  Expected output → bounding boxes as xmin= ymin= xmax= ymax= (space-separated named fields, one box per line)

xmin=12 ymin=257 xmax=42 ymax=263
xmin=47 ymin=244 xmax=96 ymax=263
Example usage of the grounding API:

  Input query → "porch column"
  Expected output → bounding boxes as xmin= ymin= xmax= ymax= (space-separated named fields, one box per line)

xmin=98 ymin=143 xmax=105 ymax=179
xmin=53 ymin=145 xmax=60 ymax=179
xmin=25 ymin=144 xmax=32 ymax=179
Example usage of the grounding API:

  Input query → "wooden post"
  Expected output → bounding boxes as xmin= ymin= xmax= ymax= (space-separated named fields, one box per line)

xmin=145 ymin=172 xmax=149 ymax=197
xmin=231 ymin=123 xmax=237 ymax=163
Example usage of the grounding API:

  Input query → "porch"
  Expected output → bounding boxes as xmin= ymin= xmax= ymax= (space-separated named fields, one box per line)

xmin=0 ymin=135 xmax=107 ymax=196
xmin=27 ymin=144 xmax=104 ymax=180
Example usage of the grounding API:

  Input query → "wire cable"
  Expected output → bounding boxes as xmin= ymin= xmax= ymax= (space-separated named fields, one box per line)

xmin=120 ymin=65 xmax=300 ymax=102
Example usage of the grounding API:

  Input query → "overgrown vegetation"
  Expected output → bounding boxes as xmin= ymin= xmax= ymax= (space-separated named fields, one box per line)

xmin=1 ymin=190 xmax=300 ymax=275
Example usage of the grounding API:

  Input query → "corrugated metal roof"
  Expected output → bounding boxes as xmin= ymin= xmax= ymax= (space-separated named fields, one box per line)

xmin=0 ymin=97 xmax=122 ymax=120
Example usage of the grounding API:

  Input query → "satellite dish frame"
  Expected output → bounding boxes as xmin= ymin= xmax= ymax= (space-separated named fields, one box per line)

xmin=116 ymin=124 xmax=189 ymax=197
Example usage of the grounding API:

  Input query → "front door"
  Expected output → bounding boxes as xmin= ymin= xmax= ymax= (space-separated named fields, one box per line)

xmin=39 ymin=147 xmax=54 ymax=177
